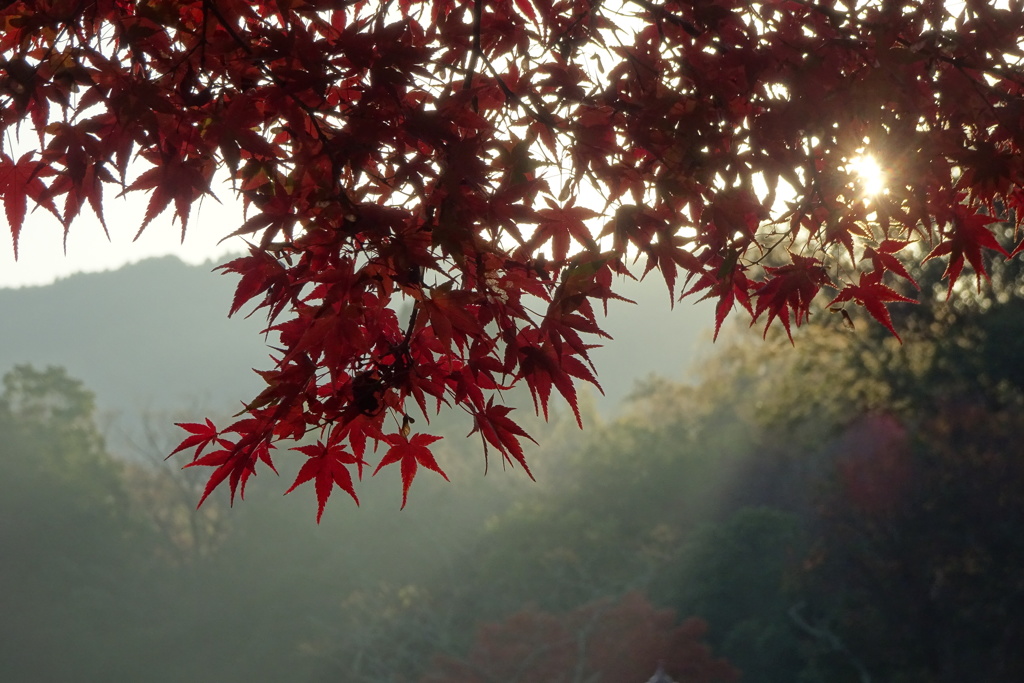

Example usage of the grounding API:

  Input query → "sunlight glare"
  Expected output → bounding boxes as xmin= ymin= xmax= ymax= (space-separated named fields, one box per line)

xmin=849 ymin=154 xmax=886 ymax=197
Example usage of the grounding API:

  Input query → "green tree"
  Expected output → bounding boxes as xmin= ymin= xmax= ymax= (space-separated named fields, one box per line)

xmin=0 ymin=366 xmax=151 ymax=680
xmin=672 ymin=508 xmax=808 ymax=683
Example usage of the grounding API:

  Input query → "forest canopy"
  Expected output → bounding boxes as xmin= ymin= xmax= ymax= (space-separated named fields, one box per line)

xmin=2 ymin=0 xmax=1023 ymax=514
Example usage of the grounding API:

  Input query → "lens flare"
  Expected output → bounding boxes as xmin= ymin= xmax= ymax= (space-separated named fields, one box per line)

xmin=849 ymin=154 xmax=886 ymax=196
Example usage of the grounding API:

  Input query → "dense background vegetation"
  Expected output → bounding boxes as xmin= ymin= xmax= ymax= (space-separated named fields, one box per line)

xmin=4 ymin=256 xmax=1024 ymax=681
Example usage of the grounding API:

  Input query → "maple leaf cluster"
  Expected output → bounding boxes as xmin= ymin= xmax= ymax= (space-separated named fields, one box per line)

xmin=3 ymin=0 xmax=1024 ymax=516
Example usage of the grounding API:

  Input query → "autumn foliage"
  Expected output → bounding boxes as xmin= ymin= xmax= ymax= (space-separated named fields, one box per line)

xmin=420 ymin=592 xmax=738 ymax=683
xmin=3 ymin=0 xmax=1024 ymax=514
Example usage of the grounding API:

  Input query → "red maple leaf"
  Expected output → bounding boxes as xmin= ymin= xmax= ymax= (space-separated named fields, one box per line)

xmin=170 ymin=418 xmax=222 ymax=460
xmin=286 ymin=441 xmax=361 ymax=522
xmin=829 ymin=271 xmax=917 ymax=342
xmin=517 ymin=334 xmax=601 ymax=426
xmin=218 ymin=247 xmax=293 ymax=318
xmin=863 ymin=239 xmax=919 ymax=289
xmin=332 ymin=413 xmax=386 ymax=477
xmin=41 ymin=122 xmax=116 ymax=235
xmin=419 ymin=286 xmax=484 ymax=352
xmin=924 ymin=207 xmax=1006 ymax=297
xmin=752 ymin=254 xmax=832 ymax=341
xmin=185 ymin=440 xmax=264 ymax=508
xmin=120 ymin=151 xmax=216 ymax=239
xmin=373 ymin=433 xmax=448 ymax=509
xmin=0 ymin=152 xmax=59 ymax=257
xmin=469 ymin=398 xmax=537 ymax=477
xmin=524 ymin=197 xmax=600 ymax=263
xmin=684 ymin=249 xmax=755 ymax=341
xmin=641 ymin=230 xmax=703 ymax=302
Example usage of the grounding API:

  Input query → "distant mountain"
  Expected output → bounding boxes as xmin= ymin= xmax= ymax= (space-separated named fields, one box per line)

xmin=0 ymin=255 xmax=715 ymax=440
xmin=0 ymin=256 xmax=267 ymax=419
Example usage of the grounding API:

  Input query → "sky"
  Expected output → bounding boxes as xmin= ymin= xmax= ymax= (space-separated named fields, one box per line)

xmin=0 ymin=181 xmax=251 ymax=289
xmin=0 ymin=161 xmax=885 ymax=290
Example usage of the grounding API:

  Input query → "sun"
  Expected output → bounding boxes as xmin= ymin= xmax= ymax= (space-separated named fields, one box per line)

xmin=848 ymin=154 xmax=887 ymax=197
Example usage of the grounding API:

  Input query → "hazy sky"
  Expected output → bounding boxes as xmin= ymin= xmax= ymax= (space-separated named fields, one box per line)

xmin=1 ymin=158 xmax=884 ymax=289
xmin=0 ymin=182 xmax=250 ymax=289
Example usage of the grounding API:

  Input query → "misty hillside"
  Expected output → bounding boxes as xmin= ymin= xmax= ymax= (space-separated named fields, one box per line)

xmin=0 ymin=256 xmax=268 ymax=418
xmin=7 ymin=259 xmax=1022 ymax=683
xmin=0 ymin=255 xmax=715 ymax=433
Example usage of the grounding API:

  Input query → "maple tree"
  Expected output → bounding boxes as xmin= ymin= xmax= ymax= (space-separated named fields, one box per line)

xmin=420 ymin=591 xmax=738 ymax=683
xmin=3 ymin=0 xmax=1024 ymax=515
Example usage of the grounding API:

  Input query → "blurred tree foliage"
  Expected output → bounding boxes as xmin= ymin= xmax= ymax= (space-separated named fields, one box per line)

xmin=0 ymin=366 xmax=150 ymax=680
xmin=421 ymin=592 xmax=737 ymax=683
xmin=5 ymin=251 xmax=1024 ymax=682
